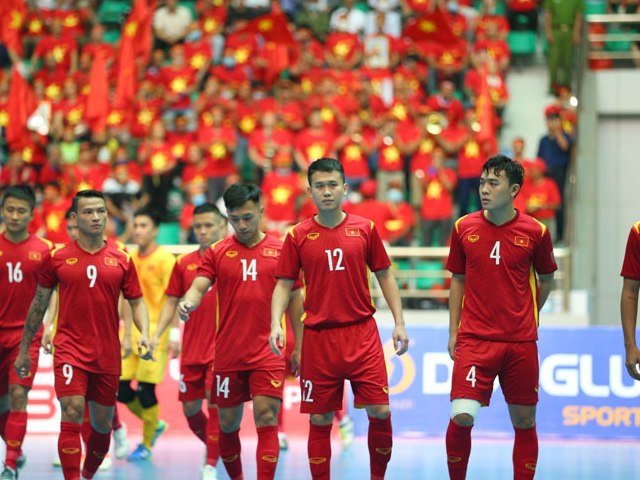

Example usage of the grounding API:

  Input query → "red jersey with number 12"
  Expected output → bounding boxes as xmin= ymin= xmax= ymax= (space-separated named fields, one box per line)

xmin=276 ymin=213 xmax=391 ymax=328
xmin=38 ymin=241 xmax=143 ymax=374
xmin=621 ymin=221 xmax=640 ymax=280
xmin=446 ymin=210 xmax=557 ymax=342
xmin=166 ymin=249 xmax=216 ymax=366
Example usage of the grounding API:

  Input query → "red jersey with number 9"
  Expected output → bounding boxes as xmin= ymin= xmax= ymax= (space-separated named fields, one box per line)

xmin=38 ymin=241 xmax=143 ymax=374
xmin=446 ymin=210 xmax=557 ymax=342
xmin=621 ymin=221 xmax=640 ymax=280
xmin=276 ymin=213 xmax=391 ymax=329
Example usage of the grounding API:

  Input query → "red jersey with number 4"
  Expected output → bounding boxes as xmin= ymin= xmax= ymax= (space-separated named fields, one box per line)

xmin=0 ymin=234 xmax=53 ymax=343
xmin=197 ymin=234 xmax=293 ymax=372
xmin=166 ymin=249 xmax=216 ymax=366
xmin=621 ymin=221 xmax=640 ymax=280
xmin=276 ymin=213 xmax=391 ymax=328
xmin=447 ymin=211 xmax=557 ymax=342
xmin=38 ymin=241 xmax=143 ymax=374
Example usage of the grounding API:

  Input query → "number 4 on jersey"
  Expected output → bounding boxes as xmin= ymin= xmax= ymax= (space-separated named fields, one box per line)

xmin=490 ymin=241 xmax=501 ymax=265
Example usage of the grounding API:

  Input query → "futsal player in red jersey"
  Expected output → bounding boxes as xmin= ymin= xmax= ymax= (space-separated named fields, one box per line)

xmin=0 ymin=186 xmax=53 ymax=480
xmin=270 ymin=157 xmax=410 ymax=480
xmin=178 ymin=183 xmax=303 ymax=480
xmin=620 ymin=220 xmax=640 ymax=381
xmin=153 ymin=203 xmax=227 ymax=480
xmin=445 ymin=155 xmax=557 ymax=480
xmin=14 ymin=190 xmax=154 ymax=480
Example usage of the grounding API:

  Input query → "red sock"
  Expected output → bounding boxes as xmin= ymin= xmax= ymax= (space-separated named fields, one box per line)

xmin=256 ymin=425 xmax=279 ymax=480
xmin=368 ymin=415 xmax=392 ymax=479
xmin=0 ymin=411 xmax=8 ymax=440
xmin=206 ymin=407 xmax=220 ymax=466
xmin=308 ymin=423 xmax=332 ymax=480
xmin=277 ymin=405 xmax=284 ymax=432
xmin=81 ymin=408 xmax=91 ymax=449
xmin=111 ymin=405 xmax=122 ymax=431
xmin=187 ymin=410 xmax=207 ymax=443
xmin=446 ymin=420 xmax=473 ymax=480
xmin=4 ymin=411 xmax=28 ymax=470
xmin=81 ymin=428 xmax=111 ymax=479
xmin=334 ymin=409 xmax=344 ymax=423
xmin=59 ymin=422 xmax=82 ymax=479
xmin=513 ymin=426 xmax=538 ymax=480
xmin=220 ymin=429 xmax=243 ymax=480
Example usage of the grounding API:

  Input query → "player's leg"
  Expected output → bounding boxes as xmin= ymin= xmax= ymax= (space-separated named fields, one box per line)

xmin=58 ymin=395 xmax=86 ymax=480
xmin=0 ymin=395 xmax=7 ymax=441
xmin=204 ymin=366 xmax=220 ymax=472
xmin=81 ymin=402 xmax=115 ymax=479
xmin=118 ymin=349 xmax=142 ymax=419
xmin=218 ymin=404 xmax=245 ymax=480
xmin=111 ymin=403 xmax=129 ymax=459
xmin=308 ymin=412 xmax=335 ymax=480
xmin=136 ymin=382 xmax=161 ymax=452
xmin=180 ymin=365 xmax=208 ymax=444
xmin=252 ymin=395 xmax=281 ymax=480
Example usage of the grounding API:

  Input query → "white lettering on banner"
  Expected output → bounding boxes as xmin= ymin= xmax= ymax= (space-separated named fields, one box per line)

xmin=283 ymin=385 xmax=301 ymax=410
xmin=422 ymin=353 xmax=453 ymax=395
xmin=540 ymin=354 xmax=640 ymax=398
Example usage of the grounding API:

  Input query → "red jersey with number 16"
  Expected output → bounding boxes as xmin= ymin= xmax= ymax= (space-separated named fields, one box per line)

xmin=446 ymin=210 xmax=557 ymax=342
xmin=276 ymin=213 xmax=391 ymax=329
xmin=621 ymin=221 xmax=640 ymax=280
xmin=38 ymin=241 xmax=143 ymax=375
xmin=197 ymin=234 xmax=296 ymax=372
xmin=0 ymin=234 xmax=53 ymax=343
xmin=166 ymin=249 xmax=216 ymax=366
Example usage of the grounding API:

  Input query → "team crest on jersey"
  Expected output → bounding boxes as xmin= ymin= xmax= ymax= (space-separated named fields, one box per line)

xmin=271 ymin=380 xmax=282 ymax=388
xmin=226 ymin=250 xmax=238 ymax=257
xmin=104 ymin=257 xmax=118 ymax=267
xmin=467 ymin=235 xmax=480 ymax=243
xmin=514 ymin=236 xmax=530 ymax=247
xmin=345 ymin=227 xmax=361 ymax=237
xmin=66 ymin=258 xmax=78 ymax=265
xmin=307 ymin=232 xmax=320 ymax=240
xmin=28 ymin=251 xmax=42 ymax=261
xmin=263 ymin=247 xmax=278 ymax=257
xmin=187 ymin=263 xmax=198 ymax=271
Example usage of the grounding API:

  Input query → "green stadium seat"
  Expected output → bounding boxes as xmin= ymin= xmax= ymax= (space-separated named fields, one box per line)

xmin=508 ymin=31 xmax=537 ymax=56
xmin=103 ymin=29 xmax=121 ymax=45
xmin=604 ymin=26 xmax=632 ymax=52
xmin=98 ymin=0 xmax=131 ymax=25
xmin=157 ymin=222 xmax=181 ymax=245
xmin=584 ymin=1 xmax=607 ymax=15
xmin=415 ymin=260 xmax=443 ymax=290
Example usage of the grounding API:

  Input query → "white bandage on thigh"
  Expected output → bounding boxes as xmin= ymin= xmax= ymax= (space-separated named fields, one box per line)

xmin=450 ymin=399 xmax=482 ymax=421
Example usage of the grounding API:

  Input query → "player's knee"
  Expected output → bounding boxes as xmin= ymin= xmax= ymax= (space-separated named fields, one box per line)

xmin=310 ymin=412 xmax=334 ymax=426
xmin=137 ymin=382 xmax=158 ymax=409
xmin=451 ymin=399 xmax=481 ymax=426
xmin=365 ymin=404 xmax=390 ymax=420
xmin=512 ymin=415 xmax=536 ymax=430
xmin=254 ymin=406 xmax=278 ymax=427
xmin=117 ymin=381 xmax=136 ymax=404
xmin=0 ymin=395 xmax=8 ymax=413
xmin=61 ymin=398 xmax=85 ymax=423
xmin=182 ymin=400 xmax=202 ymax=418
xmin=8 ymin=385 xmax=29 ymax=411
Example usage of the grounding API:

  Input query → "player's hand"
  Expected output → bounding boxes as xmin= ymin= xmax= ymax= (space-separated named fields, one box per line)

xmin=41 ymin=329 xmax=53 ymax=355
xmin=290 ymin=349 xmax=301 ymax=377
xmin=137 ymin=334 xmax=155 ymax=361
xmin=448 ymin=332 xmax=457 ymax=361
xmin=121 ymin=335 xmax=133 ymax=359
xmin=269 ymin=324 xmax=285 ymax=356
xmin=169 ymin=340 xmax=181 ymax=359
xmin=14 ymin=351 xmax=32 ymax=379
xmin=177 ymin=301 xmax=194 ymax=322
xmin=393 ymin=324 xmax=409 ymax=356
xmin=625 ymin=346 xmax=640 ymax=381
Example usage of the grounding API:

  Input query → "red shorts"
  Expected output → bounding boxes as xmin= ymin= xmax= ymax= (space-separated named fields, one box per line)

xmin=451 ymin=336 xmax=539 ymax=406
xmin=211 ymin=368 xmax=285 ymax=408
xmin=299 ymin=317 xmax=389 ymax=414
xmin=179 ymin=363 xmax=214 ymax=402
xmin=0 ymin=340 xmax=40 ymax=396
xmin=53 ymin=360 xmax=119 ymax=406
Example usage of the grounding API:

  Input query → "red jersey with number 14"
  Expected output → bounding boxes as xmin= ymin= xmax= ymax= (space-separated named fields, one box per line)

xmin=38 ymin=241 xmax=143 ymax=375
xmin=446 ymin=210 xmax=557 ymax=342
xmin=0 ymin=234 xmax=53 ymax=342
xmin=197 ymin=234 xmax=295 ymax=372
xmin=166 ymin=249 xmax=216 ymax=366
xmin=621 ymin=221 xmax=640 ymax=280
xmin=276 ymin=213 xmax=391 ymax=328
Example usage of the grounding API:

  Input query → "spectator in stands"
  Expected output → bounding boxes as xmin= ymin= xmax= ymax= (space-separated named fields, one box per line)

xmin=374 ymin=115 xmax=410 ymax=200
xmin=345 ymin=178 xmax=394 ymax=243
xmin=366 ymin=0 xmax=403 ymax=38
xmin=521 ymin=158 xmax=561 ymax=241
xmin=41 ymin=181 xmax=72 ymax=244
xmin=153 ymin=0 xmax=194 ymax=51
xmin=103 ymin=161 xmax=142 ymax=235
xmin=607 ymin=0 xmax=640 ymax=13
xmin=510 ymin=136 xmax=532 ymax=164
xmin=544 ymin=0 xmax=584 ymax=93
xmin=159 ymin=45 xmax=198 ymax=130
xmin=261 ymin=155 xmax=304 ymax=237
xmin=329 ymin=0 xmax=368 ymax=37
xmin=38 ymin=143 xmax=65 ymax=186
xmin=0 ymin=151 xmax=37 ymax=188
xmin=384 ymin=180 xmax=415 ymax=246
xmin=59 ymin=126 xmax=81 ymax=166
xmin=506 ymin=0 xmax=539 ymax=32
xmin=248 ymin=110 xmax=294 ymax=184
xmin=294 ymin=108 xmax=336 ymax=173
xmin=228 ymin=0 xmax=271 ymax=22
xmin=294 ymin=0 xmax=332 ymax=42
xmin=419 ymin=147 xmax=456 ymax=247
xmin=333 ymin=114 xmax=375 ymax=189
xmin=31 ymin=17 xmax=79 ymax=74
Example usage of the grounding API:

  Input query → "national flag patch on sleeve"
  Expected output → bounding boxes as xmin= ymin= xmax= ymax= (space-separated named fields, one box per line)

xmin=104 ymin=257 xmax=118 ymax=266
xmin=345 ymin=227 xmax=361 ymax=237
xmin=263 ymin=247 xmax=278 ymax=257
xmin=514 ymin=236 xmax=529 ymax=247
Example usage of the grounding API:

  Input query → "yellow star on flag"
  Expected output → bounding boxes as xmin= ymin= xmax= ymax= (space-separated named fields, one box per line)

xmin=22 ymin=147 xmax=33 ymax=163
xmin=172 ymin=143 xmax=186 ymax=158
xmin=239 ymin=116 xmax=256 ymax=134
xmin=391 ymin=104 xmax=407 ymax=121
xmin=440 ymin=52 xmax=454 ymax=65
xmin=272 ymin=185 xmax=293 ymax=205
xmin=345 ymin=145 xmax=361 ymax=161
xmin=464 ymin=141 xmax=479 ymax=157
xmin=234 ymin=47 xmax=250 ymax=64
xmin=258 ymin=19 xmax=274 ymax=32
xmin=67 ymin=108 xmax=83 ymax=125
xmin=210 ymin=142 xmax=227 ymax=159
xmin=151 ymin=153 xmax=168 ymax=171
xmin=419 ymin=20 xmax=436 ymax=33
xmin=77 ymin=181 xmax=92 ymax=191
xmin=9 ymin=10 xmax=24 ymax=30
xmin=53 ymin=45 xmax=67 ymax=63
xmin=45 ymin=84 xmax=62 ymax=100
xmin=124 ymin=21 xmax=138 ymax=37
xmin=0 ymin=111 xmax=8 ymax=127
xmin=107 ymin=111 xmax=123 ymax=125
xmin=170 ymin=77 xmax=188 ymax=93
xmin=63 ymin=14 xmax=79 ymax=28
xmin=204 ymin=18 xmax=218 ymax=33
xmin=29 ymin=18 xmax=43 ymax=34
xmin=420 ymin=139 xmax=434 ymax=154
xmin=321 ymin=107 xmax=334 ymax=123
xmin=46 ymin=213 xmax=62 ymax=232
xmin=334 ymin=41 xmax=350 ymax=58
xmin=301 ymin=78 xmax=312 ymax=94
xmin=426 ymin=181 xmax=443 ymax=199
xmin=384 ymin=146 xmax=400 ymax=163
xmin=307 ymin=143 xmax=325 ymax=161
xmin=190 ymin=53 xmax=207 ymax=70
xmin=138 ymin=109 xmax=154 ymax=126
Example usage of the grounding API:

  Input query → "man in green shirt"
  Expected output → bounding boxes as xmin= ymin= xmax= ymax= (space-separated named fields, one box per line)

xmin=544 ymin=0 xmax=585 ymax=92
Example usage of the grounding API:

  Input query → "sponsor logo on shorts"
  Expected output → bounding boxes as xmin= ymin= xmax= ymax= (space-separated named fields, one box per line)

xmin=104 ymin=257 xmax=118 ymax=266
xmin=514 ymin=236 xmax=530 ymax=247
xmin=526 ymin=463 xmax=537 ymax=471
xmin=262 ymin=455 xmax=278 ymax=463
xmin=382 ymin=386 xmax=389 ymax=394
xmin=226 ymin=250 xmax=238 ymax=257
xmin=271 ymin=380 xmax=282 ymax=388
xmin=467 ymin=235 xmax=480 ymax=243
xmin=62 ymin=447 xmax=81 ymax=454
xmin=222 ymin=455 xmax=239 ymax=463
xmin=92 ymin=450 xmax=106 ymax=459
xmin=375 ymin=447 xmax=392 ymax=455
xmin=345 ymin=227 xmax=361 ymax=237
xmin=309 ymin=457 xmax=327 ymax=464
xmin=29 ymin=251 xmax=42 ymax=261
xmin=187 ymin=262 xmax=198 ymax=271
xmin=448 ymin=456 xmax=463 ymax=463
xmin=208 ymin=434 xmax=219 ymax=441
xmin=307 ymin=233 xmax=320 ymax=240
xmin=6 ymin=440 xmax=21 ymax=448
xmin=66 ymin=258 xmax=78 ymax=265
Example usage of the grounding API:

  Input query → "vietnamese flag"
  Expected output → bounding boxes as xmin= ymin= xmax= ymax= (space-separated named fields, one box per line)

xmin=0 ymin=0 xmax=26 ymax=56
xmin=6 ymin=65 xmax=37 ymax=147
xmin=136 ymin=0 xmax=155 ymax=64
xmin=475 ymin=64 xmax=498 ymax=154
xmin=402 ymin=8 xmax=461 ymax=47
xmin=85 ymin=52 xmax=109 ymax=134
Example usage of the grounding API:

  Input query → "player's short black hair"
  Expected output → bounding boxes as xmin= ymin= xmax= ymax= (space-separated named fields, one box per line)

xmin=308 ymin=157 xmax=345 ymax=185
xmin=64 ymin=207 xmax=74 ymax=220
xmin=1 ymin=185 xmax=36 ymax=210
xmin=193 ymin=202 xmax=226 ymax=222
xmin=134 ymin=207 xmax=161 ymax=227
xmin=223 ymin=183 xmax=261 ymax=211
xmin=482 ymin=154 xmax=524 ymax=188
xmin=71 ymin=190 xmax=105 ymax=213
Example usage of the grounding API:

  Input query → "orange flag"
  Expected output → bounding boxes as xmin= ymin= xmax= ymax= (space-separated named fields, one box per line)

xmin=402 ymin=8 xmax=461 ymax=47
xmin=86 ymin=52 xmax=109 ymax=134
xmin=6 ymin=66 xmax=37 ymax=147
xmin=475 ymin=64 xmax=498 ymax=153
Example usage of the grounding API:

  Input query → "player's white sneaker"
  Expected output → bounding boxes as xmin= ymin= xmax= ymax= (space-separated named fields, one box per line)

xmin=278 ymin=432 xmax=288 ymax=451
xmin=339 ymin=415 xmax=354 ymax=450
xmin=52 ymin=455 xmax=62 ymax=467
xmin=201 ymin=464 xmax=218 ymax=480
xmin=113 ymin=424 xmax=130 ymax=459
xmin=0 ymin=466 xmax=17 ymax=480
xmin=98 ymin=454 xmax=113 ymax=471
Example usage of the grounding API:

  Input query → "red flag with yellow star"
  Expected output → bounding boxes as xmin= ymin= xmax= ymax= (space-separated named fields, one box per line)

xmin=85 ymin=52 xmax=109 ymax=134
xmin=6 ymin=66 xmax=37 ymax=148
xmin=114 ymin=0 xmax=148 ymax=108
xmin=0 ymin=0 xmax=26 ymax=56
xmin=475 ymin=64 xmax=498 ymax=153
xmin=402 ymin=7 xmax=460 ymax=47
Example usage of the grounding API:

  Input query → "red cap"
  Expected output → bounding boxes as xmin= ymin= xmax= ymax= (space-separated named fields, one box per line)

xmin=544 ymin=105 xmax=561 ymax=117
xmin=359 ymin=179 xmax=377 ymax=198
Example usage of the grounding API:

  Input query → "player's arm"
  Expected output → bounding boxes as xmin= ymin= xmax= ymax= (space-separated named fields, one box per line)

xmin=286 ymin=288 xmax=304 ymax=376
xmin=41 ymin=288 xmax=58 ymax=354
xmin=128 ymin=296 xmax=154 ymax=360
xmin=270 ymin=278 xmax=295 ymax=355
xmin=15 ymin=285 xmax=54 ymax=378
xmin=375 ymin=268 xmax=409 ymax=355
xmin=536 ymin=272 xmax=554 ymax=310
xmin=153 ymin=295 xmax=179 ymax=352
xmin=177 ymin=276 xmax=212 ymax=321
xmin=621 ymin=278 xmax=640 ymax=380
xmin=448 ymin=273 xmax=465 ymax=360
xmin=119 ymin=293 xmax=134 ymax=358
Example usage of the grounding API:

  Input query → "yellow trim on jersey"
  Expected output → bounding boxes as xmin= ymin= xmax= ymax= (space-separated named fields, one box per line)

xmin=176 ymin=252 xmax=189 ymax=264
xmin=300 ymin=270 xmax=308 ymax=323
xmin=454 ymin=214 xmax=470 ymax=233
xmin=366 ymin=266 xmax=375 ymax=308
xmin=50 ymin=244 xmax=66 ymax=257
xmin=369 ymin=220 xmax=374 ymax=231
xmin=529 ymin=264 xmax=539 ymax=327
xmin=208 ymin=238 xmax=225 ymax=252
xmin=215 ymin=288 xmax=220 ymax=332
xmin=633 ymin=221 xmax=640 ymax=234
xmin=37 ymin=236 xmax=54 ymax=249
xmin=531 ymin=217 xmax=547 ymax=236
xmin=287 ymin=225 xmax=297 ymax=239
